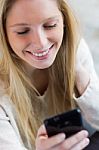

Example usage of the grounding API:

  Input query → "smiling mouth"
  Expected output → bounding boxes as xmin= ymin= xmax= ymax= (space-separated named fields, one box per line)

xmin=32 ymin=49 xmax=49 ymax=57
xmin=26 ymin=44 xmax=54 ymax=57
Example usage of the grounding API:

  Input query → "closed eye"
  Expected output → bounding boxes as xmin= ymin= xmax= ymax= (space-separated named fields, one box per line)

xmin=44 ymin=24 xmax=57 ymax=30
xmin=17 ymin=29 xmax=30 ymax=35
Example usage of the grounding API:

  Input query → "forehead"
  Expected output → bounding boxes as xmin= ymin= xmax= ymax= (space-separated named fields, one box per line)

xmin=6 ymin=0 xmax=61 ymax=25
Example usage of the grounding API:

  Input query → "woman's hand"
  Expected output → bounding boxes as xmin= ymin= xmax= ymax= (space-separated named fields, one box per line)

xmin=36 ymin=125 xmax=90 ymax=150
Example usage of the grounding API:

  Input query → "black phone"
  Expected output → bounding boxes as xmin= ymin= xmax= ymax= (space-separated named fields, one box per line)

xmin=44 ymin=109 xmax=84 ymax=138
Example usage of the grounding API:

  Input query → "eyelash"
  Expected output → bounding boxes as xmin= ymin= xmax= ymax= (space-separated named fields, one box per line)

xmin=17 ymin=29 xmax=30 ymax=35
xmin=44 ymin=24 xmax=57 ymax=29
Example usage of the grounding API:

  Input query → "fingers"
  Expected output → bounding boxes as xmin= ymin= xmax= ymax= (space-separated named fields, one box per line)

xmin=37 ymin=133 xmax=65 ymax=150
xmin=36 ymin=125 xmax=90 ymax=150
xmin=36 ymin=125 xmax=65 ymax=150
xmin=57 ymin=130 xmax=89 ymax=150
xmin=37 ymin=125 xmax=47 ymax=137
xmin=65 ymin=130 xmax=89 ymax=147
xmin=71 ymin=138 xmax=90 ymax=150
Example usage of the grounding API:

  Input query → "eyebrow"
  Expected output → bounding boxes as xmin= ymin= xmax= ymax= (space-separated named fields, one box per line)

xmin=9 ymin=23 xmax=30 ymax=27
xmin=9 ymin=16 xmax=60 ymax=28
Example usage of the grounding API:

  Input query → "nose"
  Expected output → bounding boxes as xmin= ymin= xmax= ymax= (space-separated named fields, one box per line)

xmin=30 ymin=28 xmax=48 ymax=50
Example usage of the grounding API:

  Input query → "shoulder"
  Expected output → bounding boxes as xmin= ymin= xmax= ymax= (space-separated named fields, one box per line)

xmin=76 ymin=38 xmax=95 ymax=73
xmin=77 ymin=38 xmax=89 ymax=52
xmin=77 ymin=38 xmax=93 ymax=61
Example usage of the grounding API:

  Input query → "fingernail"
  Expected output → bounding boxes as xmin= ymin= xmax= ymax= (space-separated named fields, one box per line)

xmin=83 ymin=130 xmax=89 ymax=137
xmin=85 ymin=138 xmax=90 ymax=145
xmin=59 ymin=133 xmax=65 ymax=140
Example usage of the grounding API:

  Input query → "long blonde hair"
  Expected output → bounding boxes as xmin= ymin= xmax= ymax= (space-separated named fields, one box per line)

xmin=0 ymin=0 xmax=79 ymax=148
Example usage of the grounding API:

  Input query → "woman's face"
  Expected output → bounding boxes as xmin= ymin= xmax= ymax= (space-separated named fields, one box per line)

xmin=6 ymin=0 xmax=64 ymax=70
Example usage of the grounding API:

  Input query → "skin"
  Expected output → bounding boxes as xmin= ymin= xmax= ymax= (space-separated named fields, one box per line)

xmin=6 ymin=0 xmax=90 ymax=149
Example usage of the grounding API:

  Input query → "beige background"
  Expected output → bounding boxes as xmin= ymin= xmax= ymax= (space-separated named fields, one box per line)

xmin=69 ymin=0 xmax=99 ymax=75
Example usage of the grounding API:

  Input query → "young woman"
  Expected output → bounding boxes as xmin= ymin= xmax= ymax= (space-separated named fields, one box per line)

xmin=0 ymin=0 xmax=99 ymax=149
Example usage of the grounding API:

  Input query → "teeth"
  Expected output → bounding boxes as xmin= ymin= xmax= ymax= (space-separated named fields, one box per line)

xmin=32 ymin=49 xmax=49 ymax=57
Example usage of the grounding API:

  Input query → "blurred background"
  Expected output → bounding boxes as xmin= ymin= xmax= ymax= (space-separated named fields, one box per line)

xmin=69 ymin=0 xmax=99 ymax=75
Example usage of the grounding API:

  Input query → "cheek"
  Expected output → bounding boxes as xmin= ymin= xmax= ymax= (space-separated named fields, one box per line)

xmin=49 ymin=28 xmax=63 ymax=45
xmin=55 ymin=24 xmax=64 ymax=43
xmin=54 ymin=29 xmax=63 ymax=46
xmin=7 ymin=33 xmax=28 ymax=53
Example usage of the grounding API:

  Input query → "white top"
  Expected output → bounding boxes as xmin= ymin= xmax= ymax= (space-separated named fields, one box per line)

xmin=0 ymin=39 xmax=99 ymax=149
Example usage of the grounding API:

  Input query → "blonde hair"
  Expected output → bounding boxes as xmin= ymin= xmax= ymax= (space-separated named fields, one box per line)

xmin=0 ymin=0 xmax=79 ymax=148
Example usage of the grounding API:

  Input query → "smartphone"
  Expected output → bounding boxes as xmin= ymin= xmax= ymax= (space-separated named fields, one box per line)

xmin=44 ymin=109 xmax=84 ymax=138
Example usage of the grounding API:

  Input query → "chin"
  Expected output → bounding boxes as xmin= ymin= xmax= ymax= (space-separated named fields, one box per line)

xmin=34 ymin=65 xmax=51 ymax=70
xmin=34 ymin=61 xmax=54 ymax=69
xmin=28 ymin=54 xmax=57 ymax=69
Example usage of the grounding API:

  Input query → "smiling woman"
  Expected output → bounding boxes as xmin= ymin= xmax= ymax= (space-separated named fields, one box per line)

xmin=0 ymin=0 xmax=99 ymax=150
xmin=6 ymin=0 xmax=64 ymax=70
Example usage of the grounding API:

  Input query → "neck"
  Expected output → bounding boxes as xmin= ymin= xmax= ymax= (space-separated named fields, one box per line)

xmin=31 ymin=69 xmax=48 ymax=95
xmin=22 ymin=61 xmax=48 ymax=95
